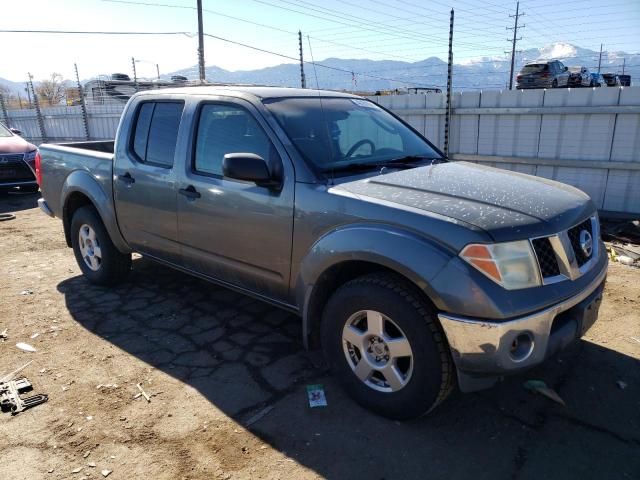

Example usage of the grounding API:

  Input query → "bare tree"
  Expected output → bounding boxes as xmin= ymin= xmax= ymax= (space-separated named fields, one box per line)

xmin=0 ymin=84 xmax=22 ymax=109
xmin=36 ymin=73 xmax=68 ymax=106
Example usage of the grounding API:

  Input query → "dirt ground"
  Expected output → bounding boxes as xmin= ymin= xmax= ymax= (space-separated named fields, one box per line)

xmin=0 ymin=192 xmax=639 ymax=480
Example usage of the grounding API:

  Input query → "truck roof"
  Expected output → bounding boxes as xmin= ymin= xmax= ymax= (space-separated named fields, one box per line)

xmin=134 ymin=85 xmax=360 ymax=101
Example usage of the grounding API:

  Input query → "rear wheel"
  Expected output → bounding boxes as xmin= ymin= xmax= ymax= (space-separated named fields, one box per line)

xmin=321 ymin=273 xmax=454 ymax=419
xmin=551 ymin=80 xmax=558 ymax=88
xmin=70 ymin=206 xmax=131 ymax=286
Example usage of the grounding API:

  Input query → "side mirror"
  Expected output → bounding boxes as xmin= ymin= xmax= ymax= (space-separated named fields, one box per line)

xmin=564 ymin=66 xmax=568 ymax=71
xmin=222 ymin=153 xmax=280 ymax=189
xmin=9 ymin=127 xmax=22 ymax=135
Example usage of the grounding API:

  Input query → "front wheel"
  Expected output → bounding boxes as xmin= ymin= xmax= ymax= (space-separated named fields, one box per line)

xmin=321 ymin=273 xmax=454 ymax=419
xmin=70 ymin=205 xmax=131 ymax=286
xmin=551 ymin=80 xmax=558 ymax=88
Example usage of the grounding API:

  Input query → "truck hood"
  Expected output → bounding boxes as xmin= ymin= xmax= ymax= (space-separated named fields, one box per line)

xmin=332 ymin=162 xmax=594 ymax=242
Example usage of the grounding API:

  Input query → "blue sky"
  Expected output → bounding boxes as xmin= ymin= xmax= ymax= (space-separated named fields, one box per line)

xmin=1 ymin=0 xmax=638 ymax=82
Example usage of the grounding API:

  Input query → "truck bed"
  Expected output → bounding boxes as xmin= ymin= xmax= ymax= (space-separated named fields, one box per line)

xmin=52 ymin=140 xmax=115 ymax=154
xmin=38 ymin=140 xmax=116 ymax=221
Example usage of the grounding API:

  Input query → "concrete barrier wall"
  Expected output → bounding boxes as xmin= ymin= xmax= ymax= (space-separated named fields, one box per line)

xmin=3 ymin=87 xmax=639 ymax=215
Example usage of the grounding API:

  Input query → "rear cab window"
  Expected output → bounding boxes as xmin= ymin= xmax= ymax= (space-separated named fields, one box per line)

xmin=131 ymin=101 xmax=184 ymax=168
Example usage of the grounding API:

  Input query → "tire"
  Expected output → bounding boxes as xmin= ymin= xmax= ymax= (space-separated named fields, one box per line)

xmin=70 ymin=205 xmax=131 ymax=286
xmin=590 ymin=81 xmax=594 ymax=87
xmin=551 ymin=80 xmax=558 ymax=88
xmin=321 ymin=273 xmax=454 ymax=419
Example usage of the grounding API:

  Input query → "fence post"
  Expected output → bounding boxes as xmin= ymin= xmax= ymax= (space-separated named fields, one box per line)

xmin=0 ymin=92 xmax=9 ymax=127
xmin=75 ymin=63 xmax=91 ymax=140
xmin=444 ymin=9 xmax=454 ymax=158
xmin=28 ymin=73 xmax=47 ymax=143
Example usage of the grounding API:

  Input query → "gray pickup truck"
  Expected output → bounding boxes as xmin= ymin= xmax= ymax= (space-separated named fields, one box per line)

xmin=37 ymin=87 xmax=607 ymax=419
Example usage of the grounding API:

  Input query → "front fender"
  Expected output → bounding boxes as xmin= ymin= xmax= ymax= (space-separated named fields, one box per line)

xmin=296 ymin=224 xmax=453 ymax=345
xmin=61 ymin=170 xmax=131 ymax=253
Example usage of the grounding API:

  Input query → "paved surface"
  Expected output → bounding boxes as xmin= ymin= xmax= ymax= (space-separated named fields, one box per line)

xmin=1 ymin=192 xmax=639 ymax=480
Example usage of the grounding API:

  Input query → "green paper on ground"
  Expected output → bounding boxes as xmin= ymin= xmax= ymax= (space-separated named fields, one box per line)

xmin=306 ymin=384 xmax=327 ymax=408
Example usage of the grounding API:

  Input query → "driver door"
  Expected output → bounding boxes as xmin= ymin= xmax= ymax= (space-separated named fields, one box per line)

xmin=176 ymin=100 xmax=295 ymax=302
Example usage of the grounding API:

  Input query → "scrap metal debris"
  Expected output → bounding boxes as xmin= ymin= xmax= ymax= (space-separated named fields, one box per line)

xmin=244 ymin=405 xmax=275 ymax=427
xmin=523 ymin=380 xmax=566 ymax=406
xmin=0 ymin=377 xmax=49 ymax=415
xmin=0 ymin=213 xmax=16 ymax=221
xmin=136 ymin=383 xmax=151 ymax=402
xmin=16 ymin=342 xmax=37 ymax=352
xmin=0 ymin=328 xmax=7 ymax=340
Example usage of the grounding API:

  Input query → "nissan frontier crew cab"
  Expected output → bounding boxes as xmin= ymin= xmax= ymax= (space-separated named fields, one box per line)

xmin=37 ymin=87 xmax=607 ymax=419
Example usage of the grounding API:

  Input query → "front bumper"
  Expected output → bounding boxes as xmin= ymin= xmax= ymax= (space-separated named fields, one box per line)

xmin=438 ymin=261 xmax=607 ymax=391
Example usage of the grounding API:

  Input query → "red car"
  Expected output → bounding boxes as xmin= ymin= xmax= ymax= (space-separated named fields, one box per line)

xmin=0 ymin=122 xmax=39 ymax=193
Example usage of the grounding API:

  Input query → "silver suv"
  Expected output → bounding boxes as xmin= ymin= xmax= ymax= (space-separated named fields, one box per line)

xmin=516 ymin=60 xmax=570 ymax=89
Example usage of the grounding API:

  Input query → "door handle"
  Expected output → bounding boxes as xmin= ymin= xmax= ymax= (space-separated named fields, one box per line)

xmin=179 ymin=185 xmax=201 ymax=199
xmin=117 ymin=172 xmax=135 ymax=184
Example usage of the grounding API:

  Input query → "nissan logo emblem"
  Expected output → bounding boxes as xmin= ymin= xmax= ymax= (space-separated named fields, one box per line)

xmin=579 ymin=230 xmax=593 ymax=257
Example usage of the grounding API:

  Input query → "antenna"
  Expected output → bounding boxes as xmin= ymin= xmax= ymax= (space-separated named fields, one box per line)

xmin=306 ymin=35 xmax=335 ymax=185
xmin=306 ymin=35 xmax=321 ymax=90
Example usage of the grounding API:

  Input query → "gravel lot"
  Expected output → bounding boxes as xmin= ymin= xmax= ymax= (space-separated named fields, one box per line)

xmin=1 ymin=192 xmax=639 ymax=480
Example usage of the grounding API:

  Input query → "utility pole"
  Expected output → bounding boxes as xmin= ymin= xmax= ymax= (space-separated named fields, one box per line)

xmin=75 ymin=63 xmax=90 ymax=140
xmin=156 ymin=63 xmax=160 ymax=80
xmin=443 ymin=8 xmax=454 ymax=158
xmin=507 ymin=1 xmax=525 ymax=90
xmin=622 ymin=58 xmax=626 ymax=75
xmin=132 ymin=57 xmax=139 ymax=91
xmin=197 ymin=0 xmax=206 ymax=83
xmin=597 ymin=43 xmax=603 ymax=74
xmin=298 ymin=30 xmax=306 ymax=89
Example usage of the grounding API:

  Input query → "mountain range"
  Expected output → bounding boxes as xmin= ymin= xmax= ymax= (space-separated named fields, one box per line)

xmin=163 ymin=43 xmax=636 ymax=91
xmin=1 ymin=43 xmax=636 ymax=96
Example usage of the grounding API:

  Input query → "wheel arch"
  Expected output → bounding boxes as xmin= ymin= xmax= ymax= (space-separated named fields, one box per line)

xmin=61 ymin=171 xmax=131 ymax=253
xmin=296 ymin=225 xmax=453 ymax=349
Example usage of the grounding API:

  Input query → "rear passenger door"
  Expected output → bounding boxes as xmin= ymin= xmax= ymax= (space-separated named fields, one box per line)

xmin=176 ymin=100 xmax=295 ymax=302
xmin=114 ymin=99 xmax=185 ymax=264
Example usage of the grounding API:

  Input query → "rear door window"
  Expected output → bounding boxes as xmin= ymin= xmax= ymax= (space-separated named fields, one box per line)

xmin=131 ymin=101 xmax=184 ymax=168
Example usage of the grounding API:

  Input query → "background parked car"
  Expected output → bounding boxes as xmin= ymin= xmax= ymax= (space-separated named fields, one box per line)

xmin=0 ymin=123 xmax=39 ymax=194
xmin=568 ymin=66 xmax=592 ymax=87
xmin=618 ymin=74 xmax=631 ymax=86
xmin=601 ymin=73 xmax=621 ymax=87
xmin=516 ymin=60 xmax=570 ymax=89
xmin=589 ymin=73 xmax=607 ymax=87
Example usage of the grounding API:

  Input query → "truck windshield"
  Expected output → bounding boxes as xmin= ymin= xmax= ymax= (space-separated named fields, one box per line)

xmin=263 ymin=97 xmax=442 ymax=172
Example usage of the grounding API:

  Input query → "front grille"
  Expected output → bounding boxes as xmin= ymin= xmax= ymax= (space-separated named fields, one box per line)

xmin=532 ymin=237 xmax=561 ymax=277
xmin=567 ymin=218 xmax=593 ymax=267
xmin=0 ymin=153 xmax=35 ymax=182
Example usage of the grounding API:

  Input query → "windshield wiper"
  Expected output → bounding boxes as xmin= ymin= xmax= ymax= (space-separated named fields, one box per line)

xmin=325 ymin=155 xmax=445 ymax=173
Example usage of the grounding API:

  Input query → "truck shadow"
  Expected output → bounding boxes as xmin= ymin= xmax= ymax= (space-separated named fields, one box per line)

xmin=57 ymin=257 xmax=640 ymax=480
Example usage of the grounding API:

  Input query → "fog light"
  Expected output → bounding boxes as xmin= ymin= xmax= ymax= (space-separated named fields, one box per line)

xmin=510 ymin=333 xmax=534 ymax=362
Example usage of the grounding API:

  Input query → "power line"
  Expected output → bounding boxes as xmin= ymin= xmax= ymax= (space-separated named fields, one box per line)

xmin=0 ymin=28 xmax=191 ymax=35
xmin=201 ymin=33 xmax=435 ymax=87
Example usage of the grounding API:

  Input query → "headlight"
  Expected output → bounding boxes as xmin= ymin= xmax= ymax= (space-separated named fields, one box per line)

xmin=24 ymin=150 xmax=37 ymax=162
xmin=460 ymin=240 xmax=541 ymax=290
